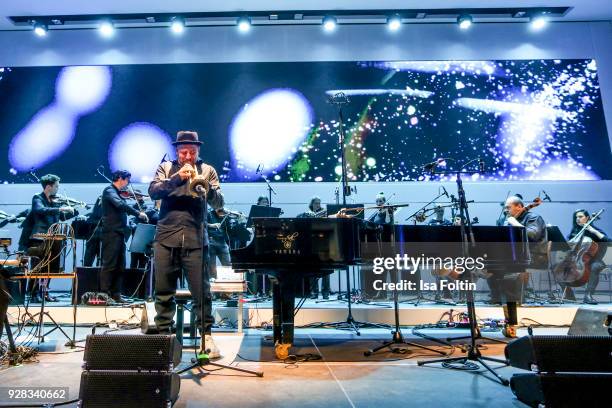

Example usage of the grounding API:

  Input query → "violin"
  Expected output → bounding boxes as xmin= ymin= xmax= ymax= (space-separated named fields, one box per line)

xmin=119 ymin=189 xmax=149 ymax=200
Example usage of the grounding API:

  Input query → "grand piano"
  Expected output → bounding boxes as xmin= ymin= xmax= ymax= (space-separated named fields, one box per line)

xmin=231 ymin=218 xmax=529 ymax=359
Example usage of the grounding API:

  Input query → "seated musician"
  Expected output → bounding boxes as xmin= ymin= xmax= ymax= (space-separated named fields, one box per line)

xmin=27 ymin=174 xmax=77 ymax=302
xmin=368 ymin=193 xmax=394 ymax=224
xmin=497 ymin=196 xmax=547 ymax=337
xmin=565 ymin=209 xmax=610 ymax=304
xmin=256 ymin=196 xmax=270 ymax=207
xmin=297 ymin=197 xmax=330 ymax=299
xmin=428 ymin=205 xmax=452 ymax=226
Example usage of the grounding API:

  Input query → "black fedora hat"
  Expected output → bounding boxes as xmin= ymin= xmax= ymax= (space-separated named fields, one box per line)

xmin=172 ymin=130 xmax=202 ymax=146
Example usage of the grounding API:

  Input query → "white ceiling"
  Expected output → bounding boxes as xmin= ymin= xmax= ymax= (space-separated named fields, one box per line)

xmin=1 ymin=0 xmax=611 ymax=30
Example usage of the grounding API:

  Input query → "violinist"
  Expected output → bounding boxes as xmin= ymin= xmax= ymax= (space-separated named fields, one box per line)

xmin=368 ymin=193 xmax=394 ymax=225
xmin=27 ymin=174 xmax=77 ymax=302
xmin=298 ymin=196 xmax=326 ymax=218
xmin=498 ymin=196 xmax=547 ymax=337
xmin=100 ymin=170 xmax=148 ymax=303
xmin=566 ymin=210 xmax=610 ymax=304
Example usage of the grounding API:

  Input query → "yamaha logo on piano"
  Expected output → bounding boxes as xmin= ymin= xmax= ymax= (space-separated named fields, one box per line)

xmin=276 ymin=232 xmax=300 ymax=254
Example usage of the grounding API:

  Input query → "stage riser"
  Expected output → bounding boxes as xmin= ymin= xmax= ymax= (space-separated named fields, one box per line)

xmin=7 ymin=304 xmax=598 ymax=327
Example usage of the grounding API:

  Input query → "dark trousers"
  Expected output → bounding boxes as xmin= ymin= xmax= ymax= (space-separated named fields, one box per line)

xmin=153 ymin=243 xmax=213 ymax=335
xmin=310 ymin=275 xmax=331 ymax=297
xmin=586 ymin=260 xmax=606 ymax=294
xmin=100 ymin=232 xmax=126 ymax=297
xmin=26 ymin=239 xmax=62 ymax=297
xmin=207 ymin=242 xmax=231 ymax=280
xmin=487 ymin=275 xmax=523 ymax=325
xmin=83 ymin=234 xmax=102 ymax=267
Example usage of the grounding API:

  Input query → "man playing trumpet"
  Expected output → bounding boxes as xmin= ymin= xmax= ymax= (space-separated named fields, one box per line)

xmin=149 ymin=131 xmax=224 ymax=358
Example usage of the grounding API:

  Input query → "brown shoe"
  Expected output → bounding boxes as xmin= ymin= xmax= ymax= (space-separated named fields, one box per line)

xmin=502 ymin=325 xmax=517 ymax=338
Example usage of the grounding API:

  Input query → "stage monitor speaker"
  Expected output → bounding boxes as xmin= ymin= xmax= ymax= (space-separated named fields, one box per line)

xmin=568 ymin=307 xmax=612 ymax=336
xmin=505 ymin=335 xmax=612 ymax=373
xmin=122 ymin=267 xmax=148 ymax=299
xmin=83 ymin=334 xmax=181 ymax=371
xmin=510 ymin=372 xmax=611 ymax=408
xmin=74 ymin=267 xmax=100 ymax=305
xmin=79 ymin=371 xmax=180 ymax=408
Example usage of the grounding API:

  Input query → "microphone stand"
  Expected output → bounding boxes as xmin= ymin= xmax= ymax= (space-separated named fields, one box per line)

xmin=417 ymin=160 xmax=509 ymax=386
xmin=260 ymin=173 xmax=276 ymax=207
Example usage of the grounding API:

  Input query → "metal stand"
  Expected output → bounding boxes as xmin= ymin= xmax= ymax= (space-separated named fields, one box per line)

xmin=417 ymin=161 xmax=509 ymax=386
xmin=365 ymin=219 xmax=446 ymax=357
xmin=319 ymin=266 xmax=389 ymax=335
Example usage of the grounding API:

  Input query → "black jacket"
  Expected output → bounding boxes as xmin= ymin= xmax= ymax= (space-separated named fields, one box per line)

xmin=101 ymin=185 xmax=140 ymax=237
xmin=515 ymin=211 xmax=548 ymax=268
xmin=149 ymin=160 xmax=224 ymax=248
xmin=30 ymin=193 xmax=76 ymax=238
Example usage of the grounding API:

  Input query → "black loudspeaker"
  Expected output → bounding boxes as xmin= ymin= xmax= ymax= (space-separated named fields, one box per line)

xmin=83 ymin=334 xmax=181 ymax=371
xmin=505 ymin=335 xmax=612 ymax=372
xmin=122 ymin=267 xmax=148 ymax=299
xmin=74 ymin=267 xmax=100 ymax=305
xmin=80 ymin=334 xmax=182 ymax=408
xmin=79 ymin=371 xmax=180 ymax=408
xmin=510 ymin=373 xmax=612 ymax=408
xmin=568 ymin=308 xmax=612 ymax=336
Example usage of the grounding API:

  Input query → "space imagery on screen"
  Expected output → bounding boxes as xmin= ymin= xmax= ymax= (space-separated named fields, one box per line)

xmin=0 ymin=59 xmax=609 ymax=183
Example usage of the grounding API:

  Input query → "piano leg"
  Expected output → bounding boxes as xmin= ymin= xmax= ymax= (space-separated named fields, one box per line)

xmin=271 ymin=274 xmax=296 ymax=360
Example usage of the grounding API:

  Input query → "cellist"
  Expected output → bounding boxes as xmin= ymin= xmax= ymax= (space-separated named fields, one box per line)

xmin=565 ymin=210 xmax=610 ymax=304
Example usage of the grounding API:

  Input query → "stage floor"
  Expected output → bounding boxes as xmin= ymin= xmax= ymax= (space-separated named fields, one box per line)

xmin=1 ymin=325 xmax=570 ymax=408
xmin=3 ymin=294 xmax=610 ymax=407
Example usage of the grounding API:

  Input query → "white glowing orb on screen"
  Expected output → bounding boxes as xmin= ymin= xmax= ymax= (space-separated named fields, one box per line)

xmin=9 ymin=105 xmax=76 ymax=171
xmin=230 ymin=89 xmax=313 ymax=179
xmin=109 ymin=122 xmax=173 ymax=183
xmin=55 ymin=66 xmax=112 ymax=115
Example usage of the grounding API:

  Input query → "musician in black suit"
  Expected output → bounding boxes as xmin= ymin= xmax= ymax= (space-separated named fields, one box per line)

xmin=100 ymin=170 xmax=148 ymax=303
xmin=149 ymin=131 xmax=224 ymax=358
xmin=566 ymin=209 xmax=610 ymax=304
xmin=497 ymin=196 xmax=547 ymax=337
xmin=26 ymin=174 xmax=76 ymax=302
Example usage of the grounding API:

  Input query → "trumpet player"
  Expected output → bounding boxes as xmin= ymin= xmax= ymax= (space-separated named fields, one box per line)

xmin=149 ymin=131 xmax=224 ymax=358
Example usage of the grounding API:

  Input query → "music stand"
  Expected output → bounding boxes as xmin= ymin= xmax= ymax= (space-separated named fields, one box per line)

xmin=130 ymin=224 xmax=156 ymax=299
xmin=246 ymin=205 xmax=282 ymax=227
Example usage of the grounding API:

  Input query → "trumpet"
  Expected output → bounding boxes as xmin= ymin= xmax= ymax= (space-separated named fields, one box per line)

xmin=170 ymin=164 xmax=209 ymax=197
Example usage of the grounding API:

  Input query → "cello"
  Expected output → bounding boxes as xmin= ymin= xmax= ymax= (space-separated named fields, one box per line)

xmin=552 ymin=209 xmax=604 ymax=287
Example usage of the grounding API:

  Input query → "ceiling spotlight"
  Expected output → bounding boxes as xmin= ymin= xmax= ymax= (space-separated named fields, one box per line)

xmin=33 ymin=22 xmax=48 ymax=37
xmin=530 ymin=14 xmax=548 ymax=30
xmin=170 ymin=17 xmax=185 ymax=34
xmin=237 ymin=16 xmax=251 ymax=32
xmin=457 ymin=14 xmax=473 ymax=30
xmin=387 ymin=15 xmax=401 ymax=31
xmin=99 ymin=20 xmax=115 ymax=37
xmin=323 ymin=16 xmax=337 ymax=32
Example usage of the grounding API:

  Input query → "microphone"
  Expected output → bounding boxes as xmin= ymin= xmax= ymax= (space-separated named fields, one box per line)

xmin=423 ymin=158 xmax=444 ymax=173
xmin=160 ymin=153 xmax=168 ymax=164
xmin=441 ymin=186 xmax=449 ymax=198
xmin=255 ymin=164 xmax=262 ymax=174
xmin=478 ymin=158 xmax=485 ymax=173
xmin=542 ymin=190 xmax=552 ymax=202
